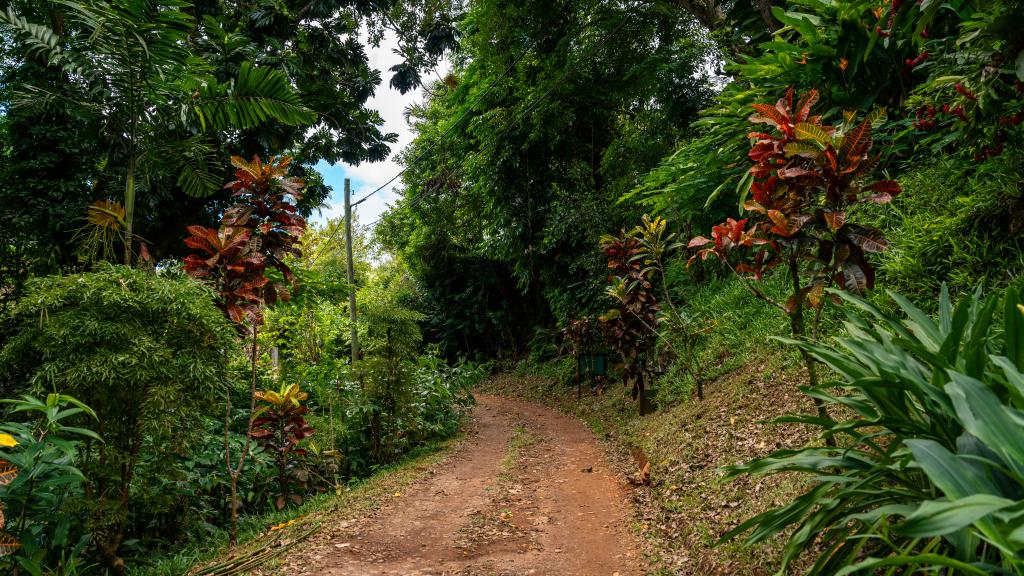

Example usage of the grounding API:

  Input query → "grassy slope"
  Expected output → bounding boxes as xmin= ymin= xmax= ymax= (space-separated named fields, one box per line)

xmin=481 ymin=274 xmax=829 ymax=575
xmin=131 ymin=435 xmax=464 ymax=576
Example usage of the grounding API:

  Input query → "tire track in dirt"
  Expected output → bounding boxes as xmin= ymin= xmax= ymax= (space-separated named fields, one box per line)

xmin=281 ymin=393 xmax=641 ymax=576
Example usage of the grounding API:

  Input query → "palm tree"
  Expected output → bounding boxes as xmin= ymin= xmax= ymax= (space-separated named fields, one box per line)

xmin=1 ymin=0 xmax=316 ymax=265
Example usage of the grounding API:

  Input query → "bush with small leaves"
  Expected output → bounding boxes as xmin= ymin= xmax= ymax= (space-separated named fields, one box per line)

xmin=0 ymin=264 xmax=237 ymax=573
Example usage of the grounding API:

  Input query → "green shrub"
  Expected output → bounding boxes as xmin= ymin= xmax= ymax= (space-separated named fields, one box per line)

xmin=724 ymin=284 xmax=1024 ymax=574
xmin=0 ymin=264 xmax=238 ymax=571
xmin=0 ymin=393 xmax=99 ymax=575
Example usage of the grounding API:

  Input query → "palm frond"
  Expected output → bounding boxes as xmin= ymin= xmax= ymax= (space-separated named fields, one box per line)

xmin=0 ymin=7 xmax=97 ymax=80
xmin=192 ymin=62 xmax=316 ymax=131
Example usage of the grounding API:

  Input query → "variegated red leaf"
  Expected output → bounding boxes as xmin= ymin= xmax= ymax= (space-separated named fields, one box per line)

xmin=0 ymin=460 xmax=18 ymax=487
xmin=840 ymin=116 xmax=873 ymax=159
xmin=750 ymin=103 xmax=788 ymax=129
xmin=795 ymin=89 xmax=819 ymax=122
xmin=847 ymin=230 xmax=889 ymax=253
xmin=0 ymin=532 xmax=20 ymax=556
xmin=748 ymin=141 xmax=778 ymax=162
xmin=863 ymin=180 xmax=901 ymax=195
xmin=823 ymin=211 xmax=846 ymax=231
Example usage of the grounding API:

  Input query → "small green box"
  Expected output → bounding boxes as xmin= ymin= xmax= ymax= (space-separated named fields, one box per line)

xmin=577 ymin=353 xmax=607 ymax=378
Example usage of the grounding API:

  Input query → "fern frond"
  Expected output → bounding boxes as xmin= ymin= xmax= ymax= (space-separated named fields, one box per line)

xmin=0 ymin=7 xmax=97 ymax=80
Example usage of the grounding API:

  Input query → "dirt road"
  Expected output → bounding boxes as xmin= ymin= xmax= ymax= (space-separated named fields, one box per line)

xmin=281 ymin=393 xmax=642 ymax=576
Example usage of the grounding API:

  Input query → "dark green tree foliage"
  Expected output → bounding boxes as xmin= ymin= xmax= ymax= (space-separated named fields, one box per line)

xmin=632 ymin=1 xmax=932 ymax=212
xmin=378 ymin=0 xmax=715 ymax=355
xmin=0 ymin=61 xmax=100 ymax=272
xmin=0 ymin=265 xmax=238 ymax=573
xmin=0 ymin=0 xmax=461 ymax=271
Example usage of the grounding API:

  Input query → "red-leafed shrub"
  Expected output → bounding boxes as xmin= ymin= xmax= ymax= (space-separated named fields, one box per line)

xmin=182 ymin=154 xmax=307 ymax=546
xmin=689 ymin=89 xmax=901 ymax=425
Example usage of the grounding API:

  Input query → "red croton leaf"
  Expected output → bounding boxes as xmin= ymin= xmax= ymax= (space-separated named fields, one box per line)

xmin=777 ymin=166 xmax=817 ymax=179
xmin=840 ymin=262 xmax=870 ymax=293
xmin=823 ymin=211 xmax=846 ymax=231
xmin=726 ymin=218 xmax=748 ymax=242
xmin=748 ymin=141 xmax=778 ymax=162
xmin=795 ymin=89 xmax=819 ymax=123
xmin=847 ymin=230 xmax=889 ymax=253
xmin=0 ymin=461 xmax=17 ymax=487
xmin=806 ymin=282 xmax=826 ymax=308
xmin=742 ymin=200 xmax=767 ymax=214
xmin=840 ymin=116 xmax=873 ymax=160
xmin=749 ymin=103 xmax=789 ymax=129
xmin=862 ymin=180 xmax=901 ymax=203
xmin=226 ymin=304 xmax=246 ymax=324
xmin=767 ymin=210 xmax=805 ymax=238
xmin=0 ymin=532 xmax=20 ymax=556
xmin=183 ymin=226 xmax=219 ymax=254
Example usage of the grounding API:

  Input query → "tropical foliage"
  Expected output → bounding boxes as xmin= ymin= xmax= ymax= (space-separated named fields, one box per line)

xmin=0 ymin=265 xmax=238 ymax=572
xmin=724 ymin=285 xmax=1024 ymax=574
xmin=0 ymin=0 xmax=1023 ymax=573
xmin=0 ymin=394 xmax=99 ymax=574
xmin=251 ymin=384 xmax=315 ymax=510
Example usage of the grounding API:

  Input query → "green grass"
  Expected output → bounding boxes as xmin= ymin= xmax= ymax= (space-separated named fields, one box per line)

xmin=859 ymin=151 xmax=1024 ymax=309
xmin=499 ymin=424 xmax=539 ymax=479
xmin=654 ymin=270 xmax=844 ymax=406
xmin=129 ymin=434 xmax=464 ymax=576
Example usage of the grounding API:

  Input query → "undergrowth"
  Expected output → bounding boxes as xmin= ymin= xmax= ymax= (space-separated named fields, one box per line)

xmin=131 ymin=434 xmax=464 ymax=576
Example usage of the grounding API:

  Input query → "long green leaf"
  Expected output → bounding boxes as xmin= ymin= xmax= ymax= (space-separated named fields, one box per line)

xmin=898 ymin=494 xmax=1015 ymax=537
xmin=1005 ymin=285 xmax=1023 ymax=369
xmin=834 ymin=553 xmax=992 ymax=576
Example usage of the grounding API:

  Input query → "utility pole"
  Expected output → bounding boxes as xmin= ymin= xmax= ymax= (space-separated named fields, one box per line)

xmin=344 ymin=178 xmax=359 ymax=364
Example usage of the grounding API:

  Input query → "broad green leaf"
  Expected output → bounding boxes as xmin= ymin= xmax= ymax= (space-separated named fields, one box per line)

xmin=991 ymin=356 xmax=1024 ymax=407
xmin=946 ymin=372 xmax=1024 ymax=478
xmin=898 ymin=494 xmax=1015 ymax=537
xmin=888 ymin=290 xmax=942 ymax=351
xmin=906 ymin=439 xmax=997 ymax=498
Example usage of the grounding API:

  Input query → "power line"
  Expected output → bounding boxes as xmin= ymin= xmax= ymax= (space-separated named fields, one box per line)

xmin=366 ymin=10 xmax=632 ymax=230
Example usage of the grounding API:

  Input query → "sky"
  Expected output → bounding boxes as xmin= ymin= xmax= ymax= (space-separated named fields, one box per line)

xmin=311 ymin=30 xmax=448 ymax=230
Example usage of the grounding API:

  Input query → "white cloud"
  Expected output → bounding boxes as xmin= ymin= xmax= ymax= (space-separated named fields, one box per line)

xmin=312 ymin=28 xmax=449 ymax=230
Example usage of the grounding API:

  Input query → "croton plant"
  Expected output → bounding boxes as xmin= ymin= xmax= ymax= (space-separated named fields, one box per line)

xmin=690 ymin=88 xmax=900 ymax=316
xmin=252 ymin=383 xmax=315 ymax=509
xmin=183 ymin=155 xmax=306 ymax=329
xmin=599 ymin=230 xmax=661 ymax=414
xmin=689 ymin=89 xmax=901 ymax=427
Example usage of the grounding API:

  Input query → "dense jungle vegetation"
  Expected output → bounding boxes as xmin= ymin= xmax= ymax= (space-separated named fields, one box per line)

xmin=0 ymin=0 xmax=1023 ymax=574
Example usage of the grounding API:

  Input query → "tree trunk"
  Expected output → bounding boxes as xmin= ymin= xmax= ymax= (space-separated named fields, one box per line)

xmin=123 ymin=157 xmax=135 ymax=266
xmin=754 ymin=0 xmax=779 ymax=33
xmin=278 ymin=449 xmax=289 ymax=505
xmin=787 ymin=256 xmax=834 ymax=446
xmin=228 ymin=324 xmax=260 ymax=547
